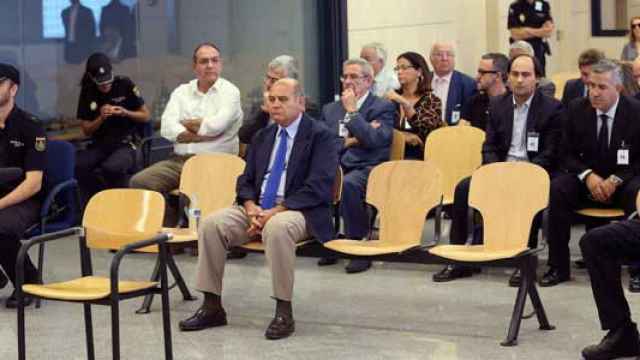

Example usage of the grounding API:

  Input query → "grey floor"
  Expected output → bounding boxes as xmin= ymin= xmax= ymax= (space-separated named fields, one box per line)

xmin=1 ymin=222 xmax=638 ymax=360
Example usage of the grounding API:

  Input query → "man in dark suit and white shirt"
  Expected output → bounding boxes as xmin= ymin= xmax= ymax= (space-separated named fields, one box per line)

xmin=429 ymin=42 xmax=476 ymax=125
xmin=317 ymin=58 xmax=395 ymax=274
xmin=179 ymin=78 xmax=338 ymax=340
xmin=544 ymin=59 xmax=640 ymax=287
xmin=561 ymin=48 xmax=605 ymax=108
xmin=61 ymin=0 xmax=97 ymax=64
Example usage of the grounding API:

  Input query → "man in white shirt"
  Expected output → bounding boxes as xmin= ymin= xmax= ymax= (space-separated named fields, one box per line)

xmin=130 ymin=42 xmax=243 ymax=225
xmin=360 ymin=42 xmax=399 ymax=98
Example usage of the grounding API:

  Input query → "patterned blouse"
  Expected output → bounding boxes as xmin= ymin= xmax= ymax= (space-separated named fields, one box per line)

xmin=394 ymin=91 xmax=444 ymax=141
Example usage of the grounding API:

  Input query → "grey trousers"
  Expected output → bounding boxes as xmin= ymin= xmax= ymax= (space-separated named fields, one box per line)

xmin=196 ymin=205 xmax=309 ymax=301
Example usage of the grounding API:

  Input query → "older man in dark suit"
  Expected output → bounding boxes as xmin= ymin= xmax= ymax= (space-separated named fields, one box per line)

xmin=561 ymin=48 xmax=605 ymax=108
xmin=178 ymin=78 xmax=338 ymax=340
xmin=317 ymin=58 xmax=395 ymax=273
xmin=433 ymin=54 xmax=563 ymax=284
xmin=544 ymin=59 xmax=640 ymax=287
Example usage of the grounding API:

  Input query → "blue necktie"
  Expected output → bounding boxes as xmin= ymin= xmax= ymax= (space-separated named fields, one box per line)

xmin=261 ymin=129 xmax=288 ymax=209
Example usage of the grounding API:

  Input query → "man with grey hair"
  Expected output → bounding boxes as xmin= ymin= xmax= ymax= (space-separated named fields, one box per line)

xmin=239 ymin=55 xmax=301 ymax=144
xmin=317 ymin=57 xmax=395 ymax=273
xmin=509 ymin=40 xmax=555 ymax=98
xmin=360 ymin=42 xmax=399 ymax=97
xmin=429 ymin=42 xmax=476 ymax=125
xmin=544 ymin=59 xmax=640 ymax=287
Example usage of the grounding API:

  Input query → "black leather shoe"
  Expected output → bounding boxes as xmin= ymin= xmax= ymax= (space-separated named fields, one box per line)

xmin=6 ymin=290 xmax=34 ymax=309
xmin=317 ymin=257 xmax=338 ymax=266
xmin=539 ymin=269 xmax=570 ymax=287
xmin=345 ymin=259 xmax=371 ymax=274
xmin=508 ymin=269 xmax=522 ymax=288
xmin=226 ymin=251 xmax=247 ymax=260
xmin=582 ymin=322 xmax=640 ymax=360
xmin=265 ymin=315 xmax=295 ymax=340
xmin=432 ymin=265 xmax=477 ymax=282
xmin=629 ymin=275 xmax=640 ymax=293
xmin=179 ymin=308 xmax=227 ymax=331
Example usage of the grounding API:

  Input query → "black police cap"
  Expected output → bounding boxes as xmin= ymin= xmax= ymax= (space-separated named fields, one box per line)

xmin=0 ymin=63 xmax=20 ymax=85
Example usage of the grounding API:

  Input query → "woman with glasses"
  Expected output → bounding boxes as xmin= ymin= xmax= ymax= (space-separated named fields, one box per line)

xmin=621 ymin=16 xmax=640 ymax=61
xmin=384 ymin=51 xmax=443 ymax=159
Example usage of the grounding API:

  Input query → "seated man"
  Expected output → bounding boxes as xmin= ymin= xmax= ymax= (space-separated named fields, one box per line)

xmin=509 ymin=40 xmax=555 ymax=98
xmin=459 ymin=52 xmax=509 ymax=130
xmin=360 ymin=42 xmax=400 ymax=97
xmin=545 ymin=59 xmax=640 ymax=287
xmin=561 ymin=48 xmax=605 ymax=108
xmin=433 ymin=54 xmax=562 ymax=284
xmin=179 ymin=79 xmax=338 ymax=339
xmin=0 ymin=64 xmax=45 ymax=307
xmin=580 ymin=216 xmax=640 ymax=359
xmin=317 ymin=58 xmax=395 ymax=274
xmin=129 ymin=42 xmax=243 ymax=226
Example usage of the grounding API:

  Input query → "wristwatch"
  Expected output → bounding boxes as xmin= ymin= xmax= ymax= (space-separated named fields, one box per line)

xmin=608 ymin=175 xmax=623 ymax=186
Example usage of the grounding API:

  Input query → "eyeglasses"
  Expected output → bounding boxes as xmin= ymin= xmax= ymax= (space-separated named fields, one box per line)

xmin=268 ymin=95 xmax=290 ymax=103
xmin=477 ymin=69 xmax=498 ymax=75
xmin=340 ymin=74 xmax=367 ymax=82
xmin=432 ymin=51 xmax=454 ymax=59
xmin=393 ymin=65 xmax=415 ymax=72
xmin=632 ymin=23 xmax=640 ymax=29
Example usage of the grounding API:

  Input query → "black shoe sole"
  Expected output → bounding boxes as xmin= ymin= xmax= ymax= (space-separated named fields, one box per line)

xmin=179 ymin=319 xmax=227 ymax=332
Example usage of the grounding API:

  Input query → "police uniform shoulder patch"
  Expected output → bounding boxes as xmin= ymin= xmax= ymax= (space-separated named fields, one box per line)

xmin=35 ymin=137 xmax=46 ymax=152
xmin=133 ymin=86 xmax=141 ymax=97
xmin=90 ymin=101 xmax=97 ymax=111
xmin=519 ymin=13 xmax=526 ymax=23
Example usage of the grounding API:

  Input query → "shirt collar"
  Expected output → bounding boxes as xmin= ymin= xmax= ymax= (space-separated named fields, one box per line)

xmin=356 ymin=91 xmax=370 ymax=110
xmin=512 ymin=93 xmax=534 ymax=110
xmin=190 ymin=78 xmax=220 ymax=95
xmin=434 ymin=72 xmax=453 ymax=83
xmin=277 ymin=113 xmax=303 ymax=139
xmin=596 ymin=95 xmax=620 ymax=120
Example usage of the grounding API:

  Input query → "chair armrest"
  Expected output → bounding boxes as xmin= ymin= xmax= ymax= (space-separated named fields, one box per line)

xmin=416 ymin=200 xmax=444 ymax=250
xmin=40 ymin=179 xmax=78 ymax=218
xmin=628 ymin=211 xmax=638 ymax=221
xmin=16 ymin=227 xmax=84 ymax=287
xmin=109 ymin=233 xmax=172 ymax=296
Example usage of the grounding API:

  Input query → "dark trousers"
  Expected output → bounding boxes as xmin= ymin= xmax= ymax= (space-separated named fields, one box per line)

xmin=548 ymin=174 xmax=640 ymax=276
xmin=450 ymin=176 xmax=541 ymax=247
xmin=580 ymin=219 xmax=640 ymax=330
xmin=340 ymin=166 xmax=372 ymax=239
xmin=76 ymin=143 xmax=134 ymax=209
xmin=0 ymin=198 xmax=39 ymax=286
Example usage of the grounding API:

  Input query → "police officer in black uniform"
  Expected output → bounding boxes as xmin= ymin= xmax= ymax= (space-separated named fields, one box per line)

xmin=508 ymin=0 xmax=554 ymax=76
xmin=76 ymin=52 xmax=150 ymax=207
xmin=0 ymin=63 xmax=46 ymax=308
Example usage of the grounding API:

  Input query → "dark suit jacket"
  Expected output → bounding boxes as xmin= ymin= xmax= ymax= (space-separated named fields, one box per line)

xmin=319 ymin=93 xmax=395 ymax=170
xmin=61 ymin=4 xmax=97 ymax=64
xmin=561 ymin=78 xmax=586 ymax=108
xmin=562 ymin=95 xmax=640 ymax=183
xmin=236 ymin=114 xmax=338 ymax=243
xmin=482 ymin=90 xmax=563 ymax=174
xmin=444 ymin=70 xmax=477 ymax=125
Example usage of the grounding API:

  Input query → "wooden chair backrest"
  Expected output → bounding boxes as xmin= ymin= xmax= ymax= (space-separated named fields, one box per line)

xmin=367 ymin=160 xmax=442 ymax=247
xmin=549 ymin=71 xmax=580 ymax=100
xmin=390 ymin=130 xmax=406 ymax=161
xmin=469 ymin=162 xmax=549 ymax=252
xmin=83 ymin=189 xmax=165 ymax=250
xmin=425 ymin=126 xmax=484 ymax=203
xmin=180 ymin=153 xmax=246 ymax=218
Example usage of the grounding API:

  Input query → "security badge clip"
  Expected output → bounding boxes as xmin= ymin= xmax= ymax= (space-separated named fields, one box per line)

xmin=527 ymin=131 xmax=539 ymax=152
xmin=338 ymin=122 xmax=349 ymax=138
xmin=618 ymin=141 xmax=630 ymax=165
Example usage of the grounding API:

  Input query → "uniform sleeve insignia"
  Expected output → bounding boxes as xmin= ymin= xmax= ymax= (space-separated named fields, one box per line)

xmin=519 ymin=13 xmax=526 ymax=23
xmin=35 ymin=137 xmax=46 ymax=152
xmin=90 ymin=101 xmax=97 ymax=111
xmin=133 ymin=86 xmax=141 ymax=97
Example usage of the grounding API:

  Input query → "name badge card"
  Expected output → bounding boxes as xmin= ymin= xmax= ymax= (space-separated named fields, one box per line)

xmin=339 ymin=123 xmax=349 ymax=138
xmin=527 ymin=132 xmax=539 ymax=152
xmin=451 ymin=110 xmax=461 ymax=124
xmin=535 ymin=1 xmax=543 ymax=11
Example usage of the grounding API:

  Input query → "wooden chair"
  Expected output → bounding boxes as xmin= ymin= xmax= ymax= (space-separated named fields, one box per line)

xmin=424 ymin=126 xmax=485 ymax=205
xmin=549 ymin=71 xmax=580 ymax=100
xmin=428 ymin=162 xmax=554 ymax=346
xmin=16 ymin=189 xmax=173 ymax=360
xmin=323 ymin=160 xmax=442 ymax=256
xmin=390 ymin=129 xmax=406 ymax=161
xmin=137 ymin=153 xmax=246 ymax=313
xmin=239 ymin=166 xmax=344 ymax=252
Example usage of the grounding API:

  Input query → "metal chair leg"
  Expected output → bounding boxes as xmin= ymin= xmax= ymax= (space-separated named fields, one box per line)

xmin=17 ymin=290 xmax=26 ymax=360
xmin=526 ymin=256 xmax=555 ymax=331
xmin=501 ymin=258 xmax=530 ymax=346
xmin=167 ymin=253 xmax=196 ymax=301
xmin=111 ymin=300 xmax=120 ymax=360
xmin=84 ymin=303 xmax=95 ymax=360
xmin=136 ymin=258 xmax=161 ymax=314
xmin=35 ymin=243 xmax=44 ymax=308
xmin=160 ymin=258 xmax=173 ymax=359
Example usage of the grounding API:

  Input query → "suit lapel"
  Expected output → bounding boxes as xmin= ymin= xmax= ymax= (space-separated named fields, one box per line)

xmin=285 ymin=115 xmax=312 ymax=192
xmin=504 ymin=95 xmax=515 ymax=146
xmin=256 ymin=125 xmax=278 ymax=187
xmin=610 ymin=96 xmax=629 ymax=148
xmin=446 ymin=71 xmax=458 ymax=120
xmin=525 ymin=92 xmax=539 ymax=132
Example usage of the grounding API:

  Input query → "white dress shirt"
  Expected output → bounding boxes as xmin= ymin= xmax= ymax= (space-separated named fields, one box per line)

xmin=578 ymin=96 xmax=620 ymax=181
xmin=507 ymin=94 xmax=534 ymax=162
xmin=372 ymin=67 xmax=400 ymax=98
xmin=431 ymin=72 xmax=453 ymax=121
xmin=161 ymin=77 xmax=243 ymax=155
xmin=259 ymin=114 xmax=302 ymax=204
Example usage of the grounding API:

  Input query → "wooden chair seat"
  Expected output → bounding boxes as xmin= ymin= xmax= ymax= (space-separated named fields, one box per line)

xmin=323 ymin=239 xmax=417 ymax=256
xmin=23 ymin=276 xmax=157 ymax=301
xmin=162 ymin=227 xmax=198 ymax=243
xmin=575 ymin=207 xmax=624 ymax=218
xmin=428 ymin=244 xmax=528 ymax=262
